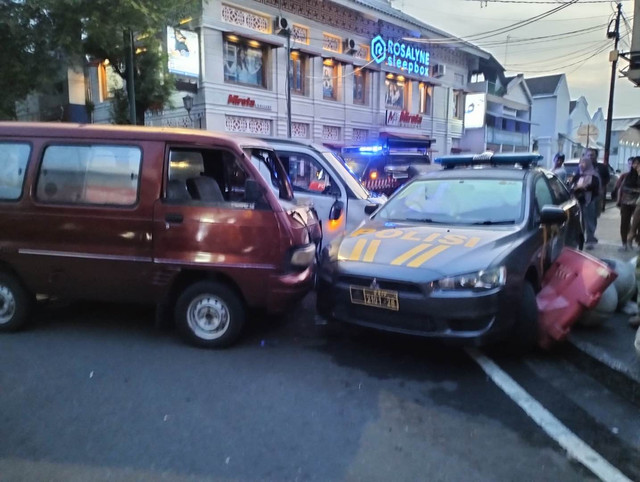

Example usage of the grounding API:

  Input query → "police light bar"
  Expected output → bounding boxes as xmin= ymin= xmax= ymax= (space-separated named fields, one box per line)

xmin=436 ymin=152 xmax=543 ymax=169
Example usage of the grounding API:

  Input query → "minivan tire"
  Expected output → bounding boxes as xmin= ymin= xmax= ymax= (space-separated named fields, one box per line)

xmin=0 ymin=272 xmax=31 ymax=332
xmin=174 ymin=280 xmax=245 ymax=348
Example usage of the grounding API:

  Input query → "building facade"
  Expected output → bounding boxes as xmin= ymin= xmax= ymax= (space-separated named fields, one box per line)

xmin=461 ymin=56 xmax=532 ymax=154
xmin=86 ymin=0 xmax=490 ymax=156
xmin=526 ymin=74 xmax=570 ymax=168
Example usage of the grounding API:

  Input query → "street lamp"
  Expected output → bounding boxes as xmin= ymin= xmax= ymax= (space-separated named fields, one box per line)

xmin=182 ymin=94 xmax=193 ymax=127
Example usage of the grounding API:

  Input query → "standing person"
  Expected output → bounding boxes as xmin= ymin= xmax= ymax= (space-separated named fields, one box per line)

xmin=569 ymin=150 xmax=600 ymax=250
xmin=617 ymin=157 xmax=640 ymax=251
xmin=552 ymin=153 xmax=567 ymax=184
xmin=627 ymin=160 xmax=640 ymax=249
xmin=592 ymin=149 xmax=610 ymax=214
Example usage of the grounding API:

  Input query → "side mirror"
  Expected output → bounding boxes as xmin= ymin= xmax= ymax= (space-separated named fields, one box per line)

xmin=244 ymin=178 xmax=263 ymax=204
xmin=364 ymin=203 xmax=378 ymax=215
xmin=329 ymin=200 xmax=344 ymax=221
xmin=539 ymin=205 xmax=567 ymax=225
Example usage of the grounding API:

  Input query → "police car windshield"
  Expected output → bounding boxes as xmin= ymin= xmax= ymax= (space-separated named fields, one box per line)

xmin=375 ymin=178 xmax=524 ymax=225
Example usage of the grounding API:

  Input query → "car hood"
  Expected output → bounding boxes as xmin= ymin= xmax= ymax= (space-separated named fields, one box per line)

xmin=333 ymin=220 xmax=522 ymax=280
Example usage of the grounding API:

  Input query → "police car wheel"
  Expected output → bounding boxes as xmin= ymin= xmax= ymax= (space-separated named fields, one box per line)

xmin=511 ymin=281 xmax=539 ymax=351
xmin=0 ymin=272 xmax=32 ymax=332
xmin=175 ymin=281 xmax=245 ymax=348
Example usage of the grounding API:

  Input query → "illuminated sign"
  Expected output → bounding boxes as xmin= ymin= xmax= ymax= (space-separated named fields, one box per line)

xmin=464 ymin=93 xmax=486 ymax=129
xmin=371 ymin=35 xmax=430 ymax=77
xmin=227 ymin=94 xmax=272 ymax=111
xmin=167 ymin=26 xmax=200 ymax=78
xmin=386 ymin=110 xmax=423 ymax=127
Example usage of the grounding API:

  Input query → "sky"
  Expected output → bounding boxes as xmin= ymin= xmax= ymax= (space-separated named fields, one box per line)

xmin=393 ymin=0 xmax=639 ymax=119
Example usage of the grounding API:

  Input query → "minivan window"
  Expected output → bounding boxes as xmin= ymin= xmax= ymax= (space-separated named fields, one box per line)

xmin=36 ymin=144 xmax=141 ymax=205
xmin=167 ymin=148 xmax=257 ymax=205
xmin=0 ymin=142 xmax=30 ymax=201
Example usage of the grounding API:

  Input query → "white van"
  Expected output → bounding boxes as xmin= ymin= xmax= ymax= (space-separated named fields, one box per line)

xmin=264 ymin=139 xmax=386 ymax=246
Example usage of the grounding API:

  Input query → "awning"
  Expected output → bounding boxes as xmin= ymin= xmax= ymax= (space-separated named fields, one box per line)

xmin=379 ymin=131 xmax=435 ymax=149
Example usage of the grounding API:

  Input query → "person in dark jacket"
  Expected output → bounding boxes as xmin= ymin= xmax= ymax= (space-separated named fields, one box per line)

xmin=617 ymin=157 xmax=640 ymax=250
xmin=569 ymin=150 xmax=600 ymax=249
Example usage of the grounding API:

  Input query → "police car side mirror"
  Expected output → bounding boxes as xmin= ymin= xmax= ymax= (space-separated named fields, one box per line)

xmin=364 ymin=204 xmax=378 ymax=215
xmin=539 ymin=205 xmax=567 ymax=225
xmin=329 ymin=200 xmax=344 ymax=220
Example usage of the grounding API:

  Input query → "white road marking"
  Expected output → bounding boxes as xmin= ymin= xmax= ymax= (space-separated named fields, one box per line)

xmin=466 ymin=348 xmax=632 ymax=482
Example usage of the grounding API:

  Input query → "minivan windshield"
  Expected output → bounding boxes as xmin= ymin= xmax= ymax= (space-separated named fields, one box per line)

xmin=376 ymin=178 xmax=524 ymax=225
xmin=244 ymin=147 xmax=294 ymax=201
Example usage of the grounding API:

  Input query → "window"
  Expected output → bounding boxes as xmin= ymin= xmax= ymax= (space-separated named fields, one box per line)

xmin=353 ymin=69 xmax=367 ymax=105
xmin=278 ymin=152 xmax=339 ymax=196
xmin=290 ymin=51 xmax=307 ymax=95
xmin=166 ymin=148 xmax=270 ymax=206
xmin=385 ymin=77 xmax=405 ymax=109
xmin=322 ymin=60 xmax=338 ymax=100
xmin=453 ymin=90 xmax=464 ymax=119
xmin=37 ymin=145 xmax=141 ymax=206
xmin=0 ymin=142 xmax=30 ymax=201
xmin=223 ymin=38 xmax=266 ymax=88
xmin=546 ymin=173 xmax=570 ymax=204
xmin=419 ymin=83 xmax=433 ymax=115
xmin=98 ymin=61 xmax=124 ymax=102
xmin=534 ymin=177 xmax=554 ymax=212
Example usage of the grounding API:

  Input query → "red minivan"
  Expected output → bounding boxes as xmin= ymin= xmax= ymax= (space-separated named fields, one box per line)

xmin=0 ymin=122 xmax=321 ymax=347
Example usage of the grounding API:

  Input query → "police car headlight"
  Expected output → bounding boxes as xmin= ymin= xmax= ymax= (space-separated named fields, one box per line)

xmin=436 ymin=266 xmax=506 ymax=291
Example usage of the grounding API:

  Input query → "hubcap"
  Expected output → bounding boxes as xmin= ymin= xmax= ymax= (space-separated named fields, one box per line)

xmin=0 ymin=285 xmax=16 ymax=325
xmin=186 ymin=294 xmax=230 ymax=340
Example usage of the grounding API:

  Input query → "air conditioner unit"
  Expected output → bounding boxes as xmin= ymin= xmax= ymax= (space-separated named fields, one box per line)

xmin=432 ymin=64 xmax=446 ymax=78
xmin=344 ymin=38 xmax=357 ymax=52
xmin=275 ymin=16 xmax=290 ymax=32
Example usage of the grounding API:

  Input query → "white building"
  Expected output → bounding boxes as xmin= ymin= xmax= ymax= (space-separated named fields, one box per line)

xmin=462 ymin=56 xmax=533 ymax=154
xmin=526 ymin=74 xmax=570 ymax=168
xmin=86 ymin=0 xmax=491 ymax=156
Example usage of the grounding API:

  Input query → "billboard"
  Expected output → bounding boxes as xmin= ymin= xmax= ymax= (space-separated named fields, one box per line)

xmin=464 ymin=93 xmax=486 ymax=129
xmin=167 ymin=26 xmax=200 ymax=78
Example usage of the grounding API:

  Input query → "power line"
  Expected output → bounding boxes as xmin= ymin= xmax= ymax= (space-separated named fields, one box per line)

xmin=410 ymin=0 xmax=580 ymax=44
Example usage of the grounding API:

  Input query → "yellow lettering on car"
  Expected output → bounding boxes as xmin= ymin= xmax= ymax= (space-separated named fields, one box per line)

xmin=350 ymin=228 xmax=376 ymax=237
xmin=375 ymin=229 xmax=404 ymax=239
xmin=407 ymin=245 xmax=451 ymax=268
xmin=363 ymin=240 xmax=380 ymax=262
xmin=440 ymin=235 xmax=466 ymax=246
xmin=401 ymin=231 xmax=422 ymax=241
xmin=465 ymin=237 xmax=481 ymax=248
xmin=391 ymin=244 xmax=432 ymax=266
xmin=423 ymin=233 xmax=440 ymax=242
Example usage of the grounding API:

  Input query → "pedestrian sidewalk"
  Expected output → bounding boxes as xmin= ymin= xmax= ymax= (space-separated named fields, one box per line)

xmin=563 ymin=204 xmax=640 ymax=404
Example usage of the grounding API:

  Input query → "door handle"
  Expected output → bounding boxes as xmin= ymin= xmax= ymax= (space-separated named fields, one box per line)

xmin=165 ymin=213 xmax=183 ymax=224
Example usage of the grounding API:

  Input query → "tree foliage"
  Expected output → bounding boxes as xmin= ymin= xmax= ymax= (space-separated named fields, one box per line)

xmin=1 ymin=0 xmax=202 ymax=123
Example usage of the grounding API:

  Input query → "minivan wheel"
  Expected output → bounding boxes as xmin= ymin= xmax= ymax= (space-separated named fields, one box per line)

xmin=174 ymin=281 xmax=245 ymax=348
xmin=0 ymin=273 xmax=31 ymax=332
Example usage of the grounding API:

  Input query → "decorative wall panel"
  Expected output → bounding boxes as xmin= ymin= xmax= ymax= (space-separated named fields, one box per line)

xmin=221 ymin=4 xmax=271 ymax=33
xmin=225 ymin=115 xmax=272 ymax=135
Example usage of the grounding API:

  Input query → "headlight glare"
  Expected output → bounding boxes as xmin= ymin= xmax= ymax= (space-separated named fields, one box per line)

xmin=436 ymin=266 xmax=506 ymax=291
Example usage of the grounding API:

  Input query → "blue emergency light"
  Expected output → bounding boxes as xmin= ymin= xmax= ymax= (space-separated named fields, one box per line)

xmin=436 ymin=152 xmax=543 ymax=169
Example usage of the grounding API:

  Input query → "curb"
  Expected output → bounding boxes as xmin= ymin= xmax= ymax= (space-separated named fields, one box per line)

xmin=563 ymin=336 xmax=640 ymax=407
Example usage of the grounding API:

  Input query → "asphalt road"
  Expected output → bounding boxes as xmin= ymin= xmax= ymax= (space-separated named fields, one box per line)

xmin=0 ymin=294 xmax=638 ymax=482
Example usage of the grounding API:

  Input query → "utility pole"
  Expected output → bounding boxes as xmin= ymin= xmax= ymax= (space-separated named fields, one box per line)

xmin=285 ymin=29 xmax=292 ymax=138
xmin=604 ymin=3 xmax=622 ymax=166
xmin=124 ymin=29 xmax=137 ymax=125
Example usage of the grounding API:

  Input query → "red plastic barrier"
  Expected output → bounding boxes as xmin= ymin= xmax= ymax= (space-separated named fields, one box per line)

xmin=536 ymin=247 xmax=617 ymax=349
